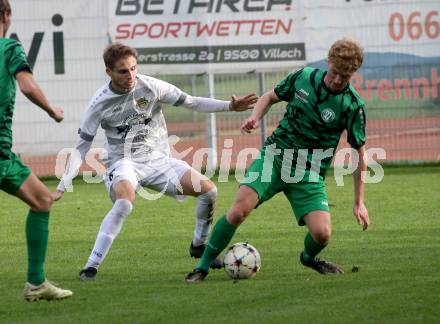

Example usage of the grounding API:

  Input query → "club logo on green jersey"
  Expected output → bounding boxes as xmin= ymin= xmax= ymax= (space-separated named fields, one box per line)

xmin=321 ymin=108 xmax=335 ymax=123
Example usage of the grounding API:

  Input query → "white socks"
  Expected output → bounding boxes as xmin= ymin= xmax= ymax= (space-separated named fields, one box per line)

xmin=84 ymin=187 xmax=217 ymax=269
xmin=84 ymin=199 xmax=133 ymax=269
xmin=192 ymin=187 xmax=217 ymax=247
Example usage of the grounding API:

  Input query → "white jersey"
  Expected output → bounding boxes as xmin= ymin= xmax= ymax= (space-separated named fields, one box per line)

xmin=57 ymin=73 xmax=230 ymax=192
xmin=80 ymin=74 xmax=183 ymax=167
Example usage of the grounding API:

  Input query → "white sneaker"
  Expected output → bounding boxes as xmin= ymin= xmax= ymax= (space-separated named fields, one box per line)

xmin=23 ymin=279 xmax=73 ymax=302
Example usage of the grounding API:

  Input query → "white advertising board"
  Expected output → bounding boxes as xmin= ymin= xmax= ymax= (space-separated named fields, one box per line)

xmin=108 ymin=0 xmax=307 ymax=74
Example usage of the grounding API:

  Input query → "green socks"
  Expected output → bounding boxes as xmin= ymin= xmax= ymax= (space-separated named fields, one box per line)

xmin=26 ymin=210 xmax=49 ymax=285
xmin=303 ymin=232 xmax=326 ymax=262
xmin=197 ymin=215 xmax=236 ymax=272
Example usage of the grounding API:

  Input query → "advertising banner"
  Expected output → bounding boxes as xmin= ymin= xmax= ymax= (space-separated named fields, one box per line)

xmin=8 ymin=0 xmax=109 ymax=154
xmin=305 ymin=0 xmax=440 ymax=104
xmin=108 ymin=0 xmax=307 ymax=74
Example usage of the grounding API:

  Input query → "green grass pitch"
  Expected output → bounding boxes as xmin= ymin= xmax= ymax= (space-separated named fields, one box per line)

xmin=1 ymin=166 xmax=439 ymax=323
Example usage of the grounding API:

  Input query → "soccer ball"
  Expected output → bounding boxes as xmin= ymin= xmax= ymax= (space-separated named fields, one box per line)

xmin=223 ymin=242 xmax=261 ymax=279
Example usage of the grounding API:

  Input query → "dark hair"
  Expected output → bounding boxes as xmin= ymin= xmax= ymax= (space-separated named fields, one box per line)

xmin=0 ymin=0 xmax=11 ymax=16
xmin=103 ymin=43 xmax=137 ymax=69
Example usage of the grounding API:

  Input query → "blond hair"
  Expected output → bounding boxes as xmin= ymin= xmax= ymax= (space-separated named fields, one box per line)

xmin=328 ymin=38 xmax=363 ymax=73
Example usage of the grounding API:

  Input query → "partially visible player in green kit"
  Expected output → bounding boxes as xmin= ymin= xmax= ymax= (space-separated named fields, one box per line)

xmin=186 ymin=38 xmax=370 ymax=282
xmin=0 ymin=0 xmax=72 ymax=301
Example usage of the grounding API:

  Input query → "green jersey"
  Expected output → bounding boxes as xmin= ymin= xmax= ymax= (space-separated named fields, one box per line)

xmin=0 ymin=38 xmax=31 ymax=157
xmin=265 ymin=67 xmax=366 ymax=176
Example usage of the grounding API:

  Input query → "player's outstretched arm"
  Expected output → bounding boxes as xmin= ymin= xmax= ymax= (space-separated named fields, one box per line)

xmin=176 ymin=92 xmax=256 ymax=113
xmin=240 ymin=89 xmax=280 ymax=134
xmin=16 ymin=71 xmax=64 ymax=122
xmin=353 ymin=145 xmax=369 ymax=230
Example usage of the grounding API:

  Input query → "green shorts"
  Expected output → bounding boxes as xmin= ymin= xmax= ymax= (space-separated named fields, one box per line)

xmin=241 ymin=147 xmax=330 ymax=226
xmin=0 ymin=151 xmax=31 ymax=195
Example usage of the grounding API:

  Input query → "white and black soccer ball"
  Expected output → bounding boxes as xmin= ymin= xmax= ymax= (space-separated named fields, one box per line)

xmin=223 ymin=242 xmax=261 ymax=280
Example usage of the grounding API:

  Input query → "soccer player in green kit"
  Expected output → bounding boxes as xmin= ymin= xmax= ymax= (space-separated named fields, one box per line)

xmin=186 ymin=38 xmax=370 ymax=282
xmin=0 ymin=0 xmax=72 ymax=300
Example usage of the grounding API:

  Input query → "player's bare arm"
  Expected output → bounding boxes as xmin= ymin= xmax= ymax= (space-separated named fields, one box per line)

xmin=16 ymin=71 xmax=64 ymax=122
xmin=353 ymin=145 xmax=369 ymax=230
xmin=240 ymin=89 xmax=280 ymax=134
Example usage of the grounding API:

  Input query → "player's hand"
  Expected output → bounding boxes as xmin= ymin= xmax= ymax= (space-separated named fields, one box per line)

xmin=48 ymin=107 xmax=64 ymax=122
xmin=353 ymin=201 xmax=369 ymax=230
xmin=240 ymin=117 xmax=259 ymax=134
xmin=52 ymin=190 xmax=64 ymax=202
xmin=230 ymin=93 xmax=258 ymax=112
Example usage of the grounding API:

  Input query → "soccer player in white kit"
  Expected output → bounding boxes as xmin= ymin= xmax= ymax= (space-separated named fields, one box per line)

xmin=52 ymin=43 xmax=257 ymax=280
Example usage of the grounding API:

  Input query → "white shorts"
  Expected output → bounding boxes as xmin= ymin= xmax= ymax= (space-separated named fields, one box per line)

xmin=103 ymin=156 xmax=191 ymax=202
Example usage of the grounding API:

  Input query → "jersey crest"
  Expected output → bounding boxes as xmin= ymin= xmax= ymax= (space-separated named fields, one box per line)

xmin=321 ymin=108 xmax=336 ymax=123
xmin=135 ymin=97 xmax=149 ymax=109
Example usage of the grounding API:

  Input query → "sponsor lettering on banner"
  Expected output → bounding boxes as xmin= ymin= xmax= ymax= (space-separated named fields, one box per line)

xmin=109 ymin=0 xmax=306 ymax=73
